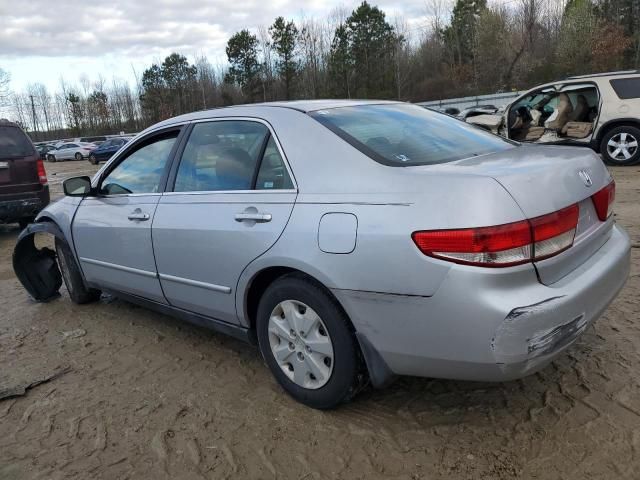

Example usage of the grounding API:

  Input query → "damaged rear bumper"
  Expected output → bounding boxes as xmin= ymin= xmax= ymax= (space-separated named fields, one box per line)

xmin=13 ymin=222 xmax=63 ymax=302
xmin=333 ymin=224 xmax=630 ymax=383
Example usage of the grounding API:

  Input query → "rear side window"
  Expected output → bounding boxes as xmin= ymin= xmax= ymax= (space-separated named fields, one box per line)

xmin=174 ymin=121 xmax=268 ymax=192
xmin=0 ymin=126 xmax=35 ymax=158
xmin=610 ymin=78 xmax=640 ymax=99
xmin=310 ymin=104 xmax=514 ymax=166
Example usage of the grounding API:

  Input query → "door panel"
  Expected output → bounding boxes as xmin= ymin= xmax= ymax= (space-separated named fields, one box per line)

xmin=73 ymin=195 xmax=166 ymax=302
xmin=72 ymin=128 xmax=181 ymax=302
xmin=153 ymin=192 xmax=295 ymax=322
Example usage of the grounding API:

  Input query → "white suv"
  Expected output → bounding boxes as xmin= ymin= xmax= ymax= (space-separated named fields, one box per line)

xmin=467 ymin=71 xmax=640 ymax=166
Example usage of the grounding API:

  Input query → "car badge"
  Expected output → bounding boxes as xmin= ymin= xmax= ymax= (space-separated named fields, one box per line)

xmin=578 ymin=169 xmax=593 ymax=187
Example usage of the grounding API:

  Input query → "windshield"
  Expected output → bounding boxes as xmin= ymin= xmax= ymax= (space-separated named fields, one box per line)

xmin=309 ymin=104 xmax=515 ymax=166
xmin=0 ymin=126 xmax=35 ymax=159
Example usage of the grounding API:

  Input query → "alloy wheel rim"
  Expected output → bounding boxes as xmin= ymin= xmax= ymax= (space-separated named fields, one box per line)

xmin=607 ymin=132 xmax=638 ymax=161
xmin=267 ymin=300 xmax=334 ymax=389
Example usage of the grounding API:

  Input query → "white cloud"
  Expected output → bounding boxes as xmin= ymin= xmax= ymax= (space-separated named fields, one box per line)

xmin=0 ymin=0 xmax=438 ymax=91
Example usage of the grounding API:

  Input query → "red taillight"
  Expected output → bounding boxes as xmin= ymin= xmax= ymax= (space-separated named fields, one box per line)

xmin=591 ymin=180 xmax=615 ymax=221
xmin=36 ymin=159 xmax=48 ymax=185
xmin=412 ymin=204 xmax=579 ymax=267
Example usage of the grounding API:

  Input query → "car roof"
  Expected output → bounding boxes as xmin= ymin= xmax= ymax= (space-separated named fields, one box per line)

xmin=566 ymin=70 xmax=639 ymax=80
xmin=145 ymin=100 xmax=404 ymax=133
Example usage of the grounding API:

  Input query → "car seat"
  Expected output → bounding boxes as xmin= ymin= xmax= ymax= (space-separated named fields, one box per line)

xmin=545 ymin=93 xmax=573 ymax=131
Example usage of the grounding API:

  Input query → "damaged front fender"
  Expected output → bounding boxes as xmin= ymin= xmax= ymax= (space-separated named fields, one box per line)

xmin=13 ymin=222 xmax=64 ymax=302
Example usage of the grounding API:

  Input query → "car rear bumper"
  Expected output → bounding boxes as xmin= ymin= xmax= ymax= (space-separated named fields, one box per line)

xmin=0 ymin=187 xmax=50 ymax=222
xmin=333 ymin=224 xmax=630 ymax=383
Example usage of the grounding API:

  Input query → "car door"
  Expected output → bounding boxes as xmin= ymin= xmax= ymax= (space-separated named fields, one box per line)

xmin=62 ymin=143 xmax=79 ymax=160
xmin=72 ymin=127 xmax=184 ymax=302
xmin=152 ymin=119 xmax=297 ymax=324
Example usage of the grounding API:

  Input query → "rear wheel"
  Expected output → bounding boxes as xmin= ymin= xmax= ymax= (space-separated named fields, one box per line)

xmin=47 ymin=154 xmax=56 ymax=162
xmin=601 ymin=125 xmax=640 ymax=166
xmin=55 ymin=238 xmax=101 ymax=304
xmin=74 ymin=152 xmax=83 ymax=161
xmin=256 ymin=274 xmax=365 ymax=409
xmin=89 ymin=154 xmax=98 ymax=165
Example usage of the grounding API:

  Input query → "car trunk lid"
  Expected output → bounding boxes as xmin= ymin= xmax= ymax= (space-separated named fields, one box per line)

xmin=424 ymin=144 xmax=614 ymax=284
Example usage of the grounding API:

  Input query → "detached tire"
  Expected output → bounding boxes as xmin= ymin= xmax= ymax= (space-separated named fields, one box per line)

xmin=600 ymin=125 xmax=640 ymax=166
xmin=256 ymin=273 xmax=365 ymax=409
xmin=55 ymin=238 xmax=100 ymax=304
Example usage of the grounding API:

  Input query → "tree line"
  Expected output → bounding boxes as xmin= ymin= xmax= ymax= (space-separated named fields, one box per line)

xmin=3 ymin=0 xmax=638 ymax=141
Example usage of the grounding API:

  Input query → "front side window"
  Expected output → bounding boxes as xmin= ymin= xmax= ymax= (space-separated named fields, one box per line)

xmin=174 ymin=121 xmax=269 ymax=192
xmin=310 ymin=104 xmax=514 ymax=166
xmin=100 ymin=131 xmax=178 ymax=195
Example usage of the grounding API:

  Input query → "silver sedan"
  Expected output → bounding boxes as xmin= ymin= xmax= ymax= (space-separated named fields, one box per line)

xmin=14 ymin=101 xmax=631 ymax=408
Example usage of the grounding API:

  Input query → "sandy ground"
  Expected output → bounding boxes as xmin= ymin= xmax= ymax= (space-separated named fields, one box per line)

xmin=0 ymin=158 xmax=639 ymax=480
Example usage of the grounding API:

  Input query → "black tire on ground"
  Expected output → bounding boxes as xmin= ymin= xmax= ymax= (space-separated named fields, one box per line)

xmin=54 ymin=238 xmax=101 ymax=304
xmin=75 ymin=152 xmax=83 ymax=161
xmin=600 ymin=125 xmax=640 ymax=166
xmin=47 ymin=154 xmax=56 ymax=162
xmin=256 ymin=273 xmax=366 ymax=409
xmin=89 ymin=154 xmax=98 ymax=165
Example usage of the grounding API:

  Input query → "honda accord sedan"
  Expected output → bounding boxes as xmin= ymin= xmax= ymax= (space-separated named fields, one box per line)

xmin=14 ymin=100 xmax=631 ymax=409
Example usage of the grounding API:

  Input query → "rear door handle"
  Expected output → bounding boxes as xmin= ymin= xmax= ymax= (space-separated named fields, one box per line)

xmin=128 ymin=211 xmax=150 ymax=221
xmin=234 ymin=212 xmax=272 ymax=223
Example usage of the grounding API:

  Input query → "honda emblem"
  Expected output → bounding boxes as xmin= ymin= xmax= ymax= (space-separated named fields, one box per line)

xmin=578 ymin=169 xmax=593 ymax=187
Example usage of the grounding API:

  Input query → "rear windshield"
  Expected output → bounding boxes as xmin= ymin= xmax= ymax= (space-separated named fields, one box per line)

xmin=609 ymin=77 xmax=640 ymax=100
xmin=309 ymin=104 xmax=514 ymax=166
xmin=0 ymin=126 xmax=35 ymax=158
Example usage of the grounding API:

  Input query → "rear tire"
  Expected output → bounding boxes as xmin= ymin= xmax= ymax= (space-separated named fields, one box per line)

xmin=89 ymin=154 xmax=98 ymax=165
xmin=256 ymin=273 xmax=365 ymax=409
xmin=600 ymin=125 xmax=640 ymax=166
xmin=74 ymin=152 xmax=83 ymax=161
xmin=47 ymin=154 xmax=56 ymax=162
xmin=55 ymin=238 xmax=101 ymax=304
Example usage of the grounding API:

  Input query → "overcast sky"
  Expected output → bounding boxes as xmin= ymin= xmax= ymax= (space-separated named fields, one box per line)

xmin=0 ymin=0 xmax=433 ymax=93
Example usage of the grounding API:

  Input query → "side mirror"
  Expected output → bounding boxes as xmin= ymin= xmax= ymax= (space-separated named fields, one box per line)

xmin=63 ymin=176 xmax=93 ymax=197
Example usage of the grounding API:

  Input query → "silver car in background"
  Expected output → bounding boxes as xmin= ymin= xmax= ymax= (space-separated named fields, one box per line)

xmin=46 ymin=142 xmax=96 ymax=162
xmin=14 ymin=101 xmax=630 ymax=409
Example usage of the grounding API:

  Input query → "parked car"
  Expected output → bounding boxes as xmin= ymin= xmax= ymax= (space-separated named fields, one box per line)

xmin=88 ymin=137 xmax=130 ymax=164
xmin=46 ymin=142 xmax=96 ymax=162
xmin=72 ymin=136 xmax=107 ymax=145
xmin=35 ymin=144 xmax=57 ymax=160
xmin=14 ymin=101 xmax=630 ymax=408
xmin=457 ymin=104 xmax=499 ymax=120
xmin=466 ymin=71 xmax=640 ymax=165
xmin=0 ymin=119 xmax=50 ymax=228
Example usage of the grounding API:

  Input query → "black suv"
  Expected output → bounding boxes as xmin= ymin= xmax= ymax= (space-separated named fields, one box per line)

xmin=0 ymin=120 xmax=50 ymax=228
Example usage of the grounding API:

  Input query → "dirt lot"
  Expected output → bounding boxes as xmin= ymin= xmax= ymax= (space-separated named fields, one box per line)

xmin=1 ymin=159 xmax=639 ymax=480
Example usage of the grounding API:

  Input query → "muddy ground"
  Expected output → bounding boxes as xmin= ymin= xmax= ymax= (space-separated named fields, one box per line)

xmin=0 ymin=159 xmax=639 ymax=480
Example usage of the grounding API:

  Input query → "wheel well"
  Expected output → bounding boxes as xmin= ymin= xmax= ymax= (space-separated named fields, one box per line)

xmin=596 ymin=119 xmax=640 ymax=150
xmin=244 ymin=267 xmax=354 ymax=333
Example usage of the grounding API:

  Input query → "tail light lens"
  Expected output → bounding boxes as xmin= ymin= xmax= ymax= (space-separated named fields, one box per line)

xmin=36 ymin=159 xmax=48 ymax=185
xmin=591 ymin=180 xmax=615 ymax=221
xmin=412 ymin=204 xmax=579 ymax=267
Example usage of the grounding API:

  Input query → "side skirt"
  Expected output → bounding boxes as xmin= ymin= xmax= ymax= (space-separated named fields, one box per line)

xmin=98 ymin=287 xmax=257 ymax=345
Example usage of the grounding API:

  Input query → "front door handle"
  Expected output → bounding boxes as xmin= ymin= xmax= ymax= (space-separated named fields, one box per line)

xmin=128 ymin=211 xmax=150 ymax=221
xmin=234 ymin=212 xmax=272 ymax=223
